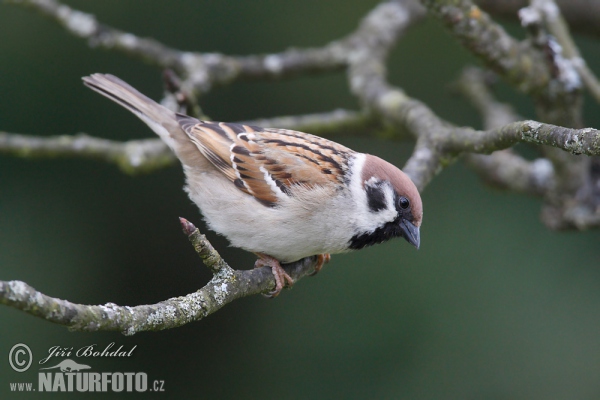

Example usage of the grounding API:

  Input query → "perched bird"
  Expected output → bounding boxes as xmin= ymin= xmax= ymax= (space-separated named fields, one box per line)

xmin=83 ymin=74 xmax=423 ymax=297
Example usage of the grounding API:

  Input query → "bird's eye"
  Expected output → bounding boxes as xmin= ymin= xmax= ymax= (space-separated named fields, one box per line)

xmin=398 ymin=197 xmax=410 ymax=209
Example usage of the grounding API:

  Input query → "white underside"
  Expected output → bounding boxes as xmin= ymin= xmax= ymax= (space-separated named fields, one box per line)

xmin=182 ymin=152 xmax=395 ymax=263
xmin=183 ymin=170 xmax=348 ymax=262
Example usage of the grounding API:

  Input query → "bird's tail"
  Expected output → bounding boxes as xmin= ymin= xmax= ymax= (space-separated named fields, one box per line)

xmin=82 ymin=73 xmax=186 ymax=151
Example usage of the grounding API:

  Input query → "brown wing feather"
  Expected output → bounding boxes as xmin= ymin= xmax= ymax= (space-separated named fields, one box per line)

xmin=256 ymin=128 xmax=352 ymax=186
xmin=178 ymin=118 xmax=354 ymax=206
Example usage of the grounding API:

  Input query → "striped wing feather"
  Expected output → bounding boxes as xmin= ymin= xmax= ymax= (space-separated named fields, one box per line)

xmin=177 ymin=117 xmax=353 ymax=207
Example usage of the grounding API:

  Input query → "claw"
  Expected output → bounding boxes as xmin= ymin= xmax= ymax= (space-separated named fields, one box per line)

xmin=309 ymin=253 xmax=331 ymax=276
xmin=254 ymin=253 xmax=293 ymax=298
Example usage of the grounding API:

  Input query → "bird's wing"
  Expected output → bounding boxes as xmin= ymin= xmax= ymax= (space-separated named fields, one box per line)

xmin=177 ymin=117 xmax=354 ymax=207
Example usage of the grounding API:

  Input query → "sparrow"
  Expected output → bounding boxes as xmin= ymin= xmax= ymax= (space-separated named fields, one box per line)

xmin=83 ymin=74 xmax=423 ymax=297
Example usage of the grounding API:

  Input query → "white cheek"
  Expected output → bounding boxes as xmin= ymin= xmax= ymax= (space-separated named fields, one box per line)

xmin=348 ymin=154 xmax=398 ymax=233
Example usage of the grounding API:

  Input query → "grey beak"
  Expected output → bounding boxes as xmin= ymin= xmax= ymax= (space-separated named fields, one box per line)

xmin=400 ymin=219 xmax=420 ymax=249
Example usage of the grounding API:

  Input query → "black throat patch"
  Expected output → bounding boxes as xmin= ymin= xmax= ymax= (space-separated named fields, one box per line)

xmin=348 ymin=217 xmax=405 ymax=250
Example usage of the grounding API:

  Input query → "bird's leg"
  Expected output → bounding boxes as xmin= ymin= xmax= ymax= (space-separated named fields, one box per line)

xmin=309 ymin=253 xmax=331 ymax=276
xmin=254 ymin=253 xmax=294 ymax=298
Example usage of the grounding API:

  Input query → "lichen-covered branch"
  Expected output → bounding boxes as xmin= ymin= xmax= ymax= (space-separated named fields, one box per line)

xmin=420 ymin=0 xmax=600 ymax=230
xmin=476 ymin=0 xmax=600 ymax=38
xmin=421 ymin=0 xmax=582 ymax=127
xmin=519 ymin=0 xmax=600 ymax=105
xmin=420 ymin=0 xmax=551 ymax=94
xmin=400 ymin=116 xmax=599 ymax=191
xmin=0 ymin=219 xmax=318 ymax=334
xmin=444 ymin=121 xmax=600 ymax=156
xmin=2 ymin=0 xmax=600 ymax=331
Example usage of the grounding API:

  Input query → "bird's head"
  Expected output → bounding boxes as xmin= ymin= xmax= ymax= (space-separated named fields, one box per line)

xmin=349 ymin=154 xmax=422 ymax=250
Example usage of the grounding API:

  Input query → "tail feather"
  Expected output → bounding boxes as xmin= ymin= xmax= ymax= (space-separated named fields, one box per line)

xmin=82 ymin=73 xmax=188 ymax=150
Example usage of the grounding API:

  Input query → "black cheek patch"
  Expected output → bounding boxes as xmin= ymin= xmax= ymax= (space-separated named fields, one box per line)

xmin=365 ymin=184 xmax=387 ymax=212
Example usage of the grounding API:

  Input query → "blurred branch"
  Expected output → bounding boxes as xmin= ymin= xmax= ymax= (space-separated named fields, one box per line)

xmin=0 ymin=132 xmax=175 ymax=174
xmin=6 ymin=0 xmax=183 ymax=69
xmin=467 ymin=151 xmax=556 ymax=196
xmin=452 ymin=68 xmax=522 ymax=127
xmin=402 ymin=114 xmax=600 ymax=191
xmin=6 ymin=0 xmax=425 ymax=96
xmin=476 ymin=0 xmax=600 ymax=38
xmin=420 ymin=0 xmax=600 ymax=229
xmin=519 ymin=0 xmax=600 ymax=105
xmin=517 ymin=0 xmax=600 ymax=229
xmin=0 ymin=109 xmax=372 ymax=173
xmin=4 ymin=0 xmax=598 ymax=199
xmin=0 ymin=219 xmax=319 ymax=334
xmin=454 ymin=66 xmax=600 ymax=229
xmin=242 ymin=109 xmax=381 ymax=138
xmin=420 ymin=0 xmax=551 ymax=94
xmin=6 ymin=0 xmax=342 ymax=95
xmin=455 ymin=67 xmax=556 ymax=196
xmin=3 ymin=96 xmax=594 ymax=191
xmin=421 ymin=0 xmax=582 ymax=125
xmin=1 ymin=0 xmax=600 ymax=333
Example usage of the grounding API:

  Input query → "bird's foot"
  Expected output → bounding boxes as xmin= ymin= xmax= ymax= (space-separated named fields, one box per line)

xmin=254 ymin=253 xmax=294 ymax=298
xmin=309 ymin=253 xmax=331 ymax=276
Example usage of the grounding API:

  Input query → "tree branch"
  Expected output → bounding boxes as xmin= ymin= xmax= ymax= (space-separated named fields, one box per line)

xmin=444 ymin=121 xmax=600 ymax=156
xmin=454 ymin=67 xmax=556 ymax=196
xmin=3 ymin=0 xmax=600 ymax=332
xmin=6 ymin=0 xmax=425 ymax=96
xmin=419 ymin=0 xmax=600 ymax=230
xmin=0 ymin=109 xmax=372 ymax=173
xmin=0 ymin=132 xmax=175 ymax=174
xmin=7 ymin=0 xmax=184 ymax=69
xmin=519 ymin=0 xmax=600 ymax=105
xmin=420 ymin=0 xmax=551 ymax=94
xmin=2 ymin=0 xmax=597 ymax=206
xmin=0 ymin=219 xmax=318 ymax=334
xmin=476 ymin=0 xmax=600 ymax=39
xmin=468 ymin=151 xmax=556 ymax=195
xmin=421 ymin=0 xmax=583 ymax=127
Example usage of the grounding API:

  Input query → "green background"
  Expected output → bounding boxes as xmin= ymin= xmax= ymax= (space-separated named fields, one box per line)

xmin=1 ymin=1 xmax=600 ymax=398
